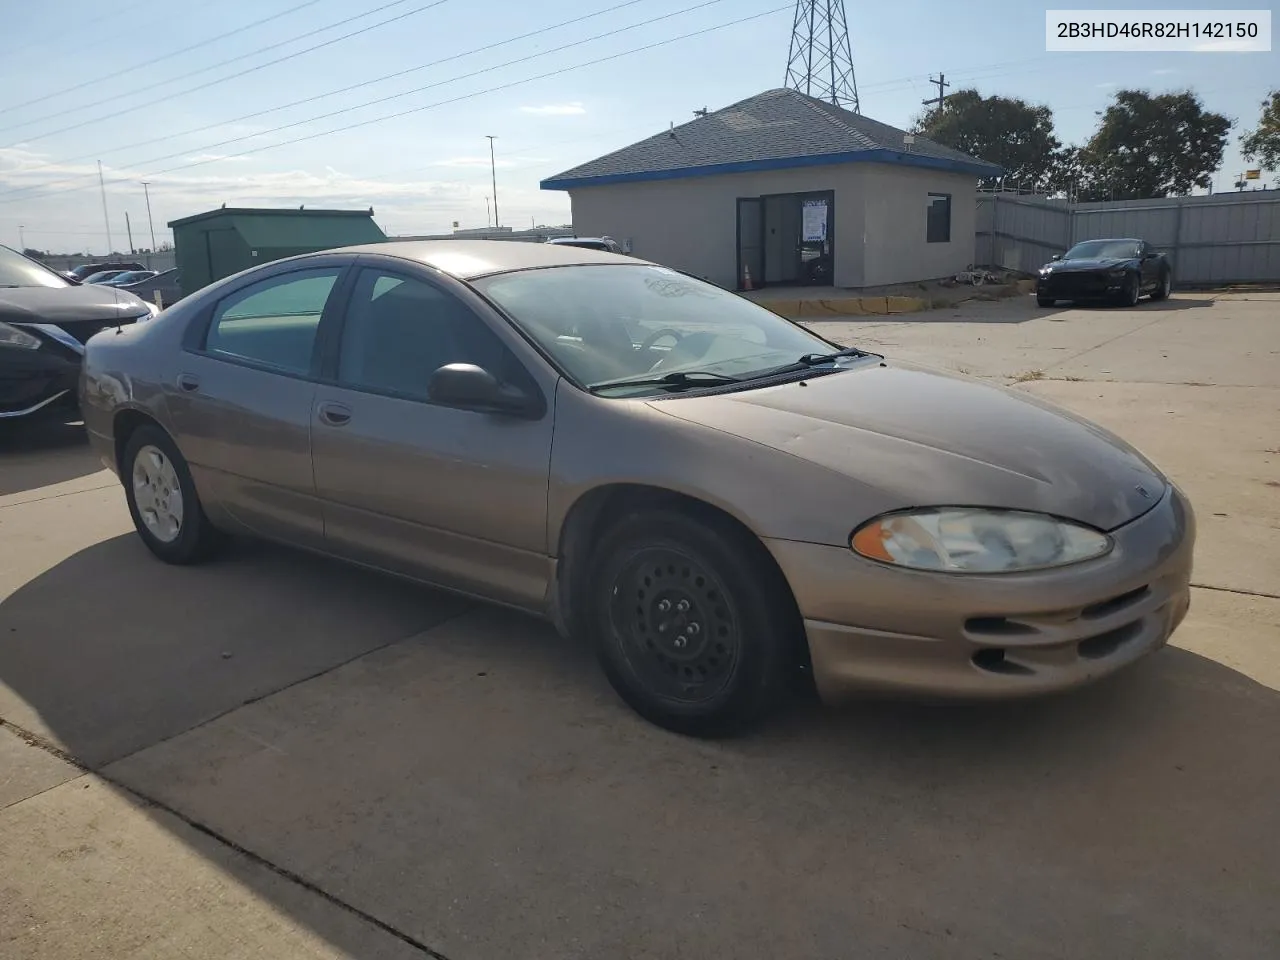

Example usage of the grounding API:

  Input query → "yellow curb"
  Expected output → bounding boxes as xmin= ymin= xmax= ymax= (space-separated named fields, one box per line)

xmin=885 ymin=296 xmax=928 ymax=314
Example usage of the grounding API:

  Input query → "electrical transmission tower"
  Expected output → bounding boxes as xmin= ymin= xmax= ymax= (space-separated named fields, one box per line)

xmin=784 ymin=0 xmax=860 ymax=114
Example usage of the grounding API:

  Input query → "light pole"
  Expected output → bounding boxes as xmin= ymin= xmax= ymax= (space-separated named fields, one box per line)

xmin=486 ymin=135 xmax=500 ymax=228
xmin=18 ymin=225 xmax=24 ymax=250
xmin=97 ymin=160 xmax=113 ymax=254
xmin=140 ymin=181 xmax=157 ymax=251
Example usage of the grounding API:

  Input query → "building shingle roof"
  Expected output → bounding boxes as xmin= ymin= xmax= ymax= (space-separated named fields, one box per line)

xmin=541 ymin=88 xmax=1001 ymax=190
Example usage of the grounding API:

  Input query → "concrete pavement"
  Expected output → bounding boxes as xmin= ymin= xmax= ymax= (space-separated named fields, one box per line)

xmin=1 ymin=291 xmax=1277 ymax=959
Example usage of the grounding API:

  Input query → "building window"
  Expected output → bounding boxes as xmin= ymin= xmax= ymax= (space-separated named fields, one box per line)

xmin=926 ymin=193 xmax=951 ymax=243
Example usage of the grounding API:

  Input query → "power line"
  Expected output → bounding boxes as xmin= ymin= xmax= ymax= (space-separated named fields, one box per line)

xmin=5 ymin=4 xmax=790 ymax=210
xmin=0 ymin=0 xmax=329 ymax=118
xmin=142 ymin=5 xmax=792 ymax=177
xmin=8 ymin=0 xmax=650 ymax=178
xmin=0 ymin=0 xmax=446 ymax=143
xmin=0 ymin=0 xmax=157 ymax=72
xmin=0 ymin=0 xmax=736 ymax=205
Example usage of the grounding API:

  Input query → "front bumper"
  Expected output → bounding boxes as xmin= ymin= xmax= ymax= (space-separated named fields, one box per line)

xmin=0 ymin=346 xmax=80 ymax=420
xmin=766 ymin=486 xmax=1195 ymax=702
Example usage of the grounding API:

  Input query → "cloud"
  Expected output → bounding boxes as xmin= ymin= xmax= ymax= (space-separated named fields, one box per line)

xmin=520 ymin=102 xmax=586 ymax=116
xmin=1095 ymin=81 xmax=1118 ymax=89
xmin=0 ymin=144 xmax=572 ymax=251
xmin=1151 ymin=68 xmax=1177 ymax=75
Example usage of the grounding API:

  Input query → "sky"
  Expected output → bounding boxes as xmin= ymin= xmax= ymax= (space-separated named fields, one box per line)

xmin=0 ymin=0 xmax=1275 ymax=254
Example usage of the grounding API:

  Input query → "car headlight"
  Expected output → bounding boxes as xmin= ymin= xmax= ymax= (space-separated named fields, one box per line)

xmin=1108 ymin=269 xmax=1127 ymax=279
xmin=0 ymin=321 xmax=41 ymax=350
xmin=850 ymin=509 xmax=1112 ymax=573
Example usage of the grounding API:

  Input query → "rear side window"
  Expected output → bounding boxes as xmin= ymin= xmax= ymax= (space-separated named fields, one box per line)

xmin=206 ymin=268 xmax=340 ymax=375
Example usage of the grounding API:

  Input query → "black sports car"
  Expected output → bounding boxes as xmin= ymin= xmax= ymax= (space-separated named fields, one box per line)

xmin=1 ymin=245 xmax=156 ymax=423
xmin=1036 ymin=238 xmax=1173 ymax=307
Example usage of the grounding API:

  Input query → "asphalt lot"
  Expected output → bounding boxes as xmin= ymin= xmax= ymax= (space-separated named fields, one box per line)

xmin=2 ymin=291 xmax=1277 ymax=959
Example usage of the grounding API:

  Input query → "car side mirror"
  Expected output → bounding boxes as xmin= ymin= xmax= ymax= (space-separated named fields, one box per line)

xmin=428 ymin=362 xmax=537 ymax=416
xmin=1050 ymin=254 xmax=1062 ymax=261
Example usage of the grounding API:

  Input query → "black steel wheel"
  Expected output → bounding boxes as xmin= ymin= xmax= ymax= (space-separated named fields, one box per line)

xmin=589 ymin=509 xmax=797 ymax=736
xmin=1150 ymin=268 xmax=1172 ymax=301
xmin=1117 ymin=272 xmax=1141 ymax=307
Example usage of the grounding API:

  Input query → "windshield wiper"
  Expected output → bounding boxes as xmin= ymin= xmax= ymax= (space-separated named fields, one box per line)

xmin=589 ymin=370 xmax=742 ymax=394
xmin=794 ymin=346 xmax=871 ymax=365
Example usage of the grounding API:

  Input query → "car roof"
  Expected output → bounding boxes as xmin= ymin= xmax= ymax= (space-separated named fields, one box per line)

xmin=332 ymin=239 xmax=648 ymax=280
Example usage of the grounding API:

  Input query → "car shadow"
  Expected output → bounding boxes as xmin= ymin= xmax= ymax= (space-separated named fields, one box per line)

xmin=2 ymin=533 xmax=1277 ymax=957
xmin=0 ymin=419 xmax=104 ymax=497
xmin=1042 ymin=296 xmax=1216 ymax=313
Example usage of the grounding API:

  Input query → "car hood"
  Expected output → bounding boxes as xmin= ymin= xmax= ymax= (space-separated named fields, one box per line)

xmin=0 ymin=285 xmax=151 ymax=340
xmin=1045 ymin=257 xmax=1135 ymax=272
xmin=654 ymin=362 xmax=1165 ymax=532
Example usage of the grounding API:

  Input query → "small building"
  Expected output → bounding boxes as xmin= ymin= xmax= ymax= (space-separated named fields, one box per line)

xmin=541 ymin=89 xmax=1000 ymax=290
xmin=168 ymin=207 xmax=386 ymax=295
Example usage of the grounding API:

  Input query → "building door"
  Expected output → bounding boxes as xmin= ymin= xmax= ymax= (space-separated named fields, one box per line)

xmin=736 ymin=199 xmax=763 ymax=290
xmin=739 ymin=190 xmax=834 ymax=289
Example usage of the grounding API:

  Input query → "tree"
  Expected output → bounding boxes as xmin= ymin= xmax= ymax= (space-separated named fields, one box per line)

xmin=1241 ymin=90 xmax=1280 ymax=172
xmin=1080 ymin=90 xmax=1230 ymax=199
xmin=914 ymin=89 xmax=1060 ymax=190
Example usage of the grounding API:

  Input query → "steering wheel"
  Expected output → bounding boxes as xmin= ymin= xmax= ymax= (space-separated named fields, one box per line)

xmin=640 ymin=327 xmax=686 ymax=353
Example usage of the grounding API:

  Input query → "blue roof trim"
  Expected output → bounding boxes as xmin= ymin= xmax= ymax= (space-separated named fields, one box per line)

xmin=541 ymin=149 xmax=1000 ymax=191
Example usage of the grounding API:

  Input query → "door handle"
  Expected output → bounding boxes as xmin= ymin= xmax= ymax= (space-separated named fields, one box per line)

xmin=317 ymin=402 xmax=352 ymax=427
xmin=176 ymin=373 xmax=200 ymax=393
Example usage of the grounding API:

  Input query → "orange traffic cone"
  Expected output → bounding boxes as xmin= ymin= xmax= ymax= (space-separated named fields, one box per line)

xmin=743 ymin=265 xmax=754 ymax=290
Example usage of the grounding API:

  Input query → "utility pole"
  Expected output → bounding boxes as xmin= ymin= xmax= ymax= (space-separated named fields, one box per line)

xmin=140 ymin=181 xmax=156 ymax=251
xmin=485 ymin=196 xmax=491 ymax=228
xmin=486 ymin=135 xmax=500 ymax=228
xmin=97 ymin=161 xmax=113 ymax=254
xmin=922 ymin=73 xmax=950 ymax=112
xmin=18 ymin=225 xmax=24 ymax=250
xmin=125 ymin=211 xmax=135 ymax=253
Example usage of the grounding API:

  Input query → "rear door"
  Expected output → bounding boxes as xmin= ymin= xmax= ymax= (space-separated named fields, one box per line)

xmin=310 ymin=262 xmax=555 ymax=609
xmin=167 ymin=261 xmax=347 ymax=548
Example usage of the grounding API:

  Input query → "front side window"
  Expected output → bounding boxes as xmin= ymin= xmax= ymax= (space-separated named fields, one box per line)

xmin=926 ymin=193 xmax=951 ymax=243
xmin=473 ymin=264 xmax=836 ymax=396
xmin=206 ymin=268 xmax=340 ymax=374
xmin=336 ymin=269 xmax=515 ymax=402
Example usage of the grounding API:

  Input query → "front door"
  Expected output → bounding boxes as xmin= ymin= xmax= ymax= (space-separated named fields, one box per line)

xmin=167 ymin=265 xmax=344 ymax=547
xmin=741 ymin=191 xmax=834 ymax=289
xmin=311 ymin=264 xmax=554 ymax=609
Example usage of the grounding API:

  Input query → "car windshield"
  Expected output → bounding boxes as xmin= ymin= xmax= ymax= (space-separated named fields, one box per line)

xmin=1065 ymin=240 xmax=1141 ymax=260
xmin=0 ymin=245 xmax=71 ymax=288
xmin=84 ymin=271 xmax=124 ymax=283
xmin=113 ymin=271 xmax=152 ymax=283
xmin=474 ymin=264 xmax=841 ymax=396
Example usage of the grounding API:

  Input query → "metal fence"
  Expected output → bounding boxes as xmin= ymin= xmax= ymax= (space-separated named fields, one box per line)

xmin=976 ymin=190 xmax=1280 ymax=284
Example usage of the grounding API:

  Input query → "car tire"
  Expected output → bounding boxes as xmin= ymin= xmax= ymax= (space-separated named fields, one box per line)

xmin=1150 ymin=268 xmax=1172 ymax=301
xmin=589 ymin=509 xmax=797 ymax=737
xmin=123 ymin=424 xmax=223 ymax=565
xmin=1036 ymin=295 xmax=1055 ymax=307
xmin=1116 ymin=272 xmax=1141 ymax=307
